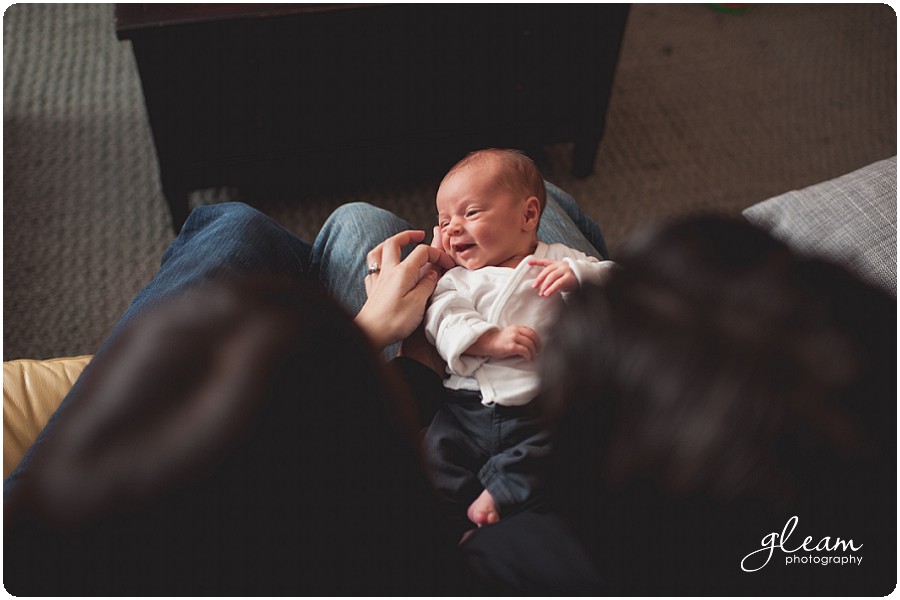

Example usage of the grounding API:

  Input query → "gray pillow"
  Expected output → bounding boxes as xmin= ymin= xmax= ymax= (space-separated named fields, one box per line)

xmin=743 ymin=157 xmax=896 ymax=295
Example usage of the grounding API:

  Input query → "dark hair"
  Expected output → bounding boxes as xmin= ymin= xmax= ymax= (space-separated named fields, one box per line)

xmin=5 ymin=276 xmax=467 ymax=595
xmin=542 ymin=216 xmax=896 ymax=594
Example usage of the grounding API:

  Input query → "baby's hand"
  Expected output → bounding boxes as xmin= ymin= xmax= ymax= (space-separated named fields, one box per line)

xmin=529 ymin=259 xmax=578 ymax=296
xmin=468 ymin=325 xmax=541 ymax=361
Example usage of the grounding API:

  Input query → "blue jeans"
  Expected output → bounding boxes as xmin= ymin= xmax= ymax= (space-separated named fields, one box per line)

xmin=5 ymin=185 xmax=607 ymax=492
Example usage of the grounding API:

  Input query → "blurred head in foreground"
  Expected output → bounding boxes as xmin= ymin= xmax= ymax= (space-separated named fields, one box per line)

xmin=5 ymin=276 xmax=461 ymax=595
xmin=542 ymin=216 xmax=896 ymax=595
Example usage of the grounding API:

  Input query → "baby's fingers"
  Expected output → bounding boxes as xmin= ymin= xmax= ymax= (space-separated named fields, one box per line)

xmin=541 ymin=272 xmax=575 ymax=297
xmin=513 ymin=339 xmax=537 ymax=362
xmin=515 ymin=326 xmax=541 ymax=360
xmin=528 ymin=259 xmax=555 ymax=267
xmin=541 ymin=277 xmax=565 ymax=297
xmin=526 ymin=327 xmax=542 ymax=355
xmin=538 ymin=269 xmax=564 ymax=296
xmin=532 ymin=264 xmax=557 ymax=291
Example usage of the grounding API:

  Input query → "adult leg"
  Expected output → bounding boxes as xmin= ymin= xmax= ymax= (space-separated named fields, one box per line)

xmin=540 ymin=181 xmax=610 ymax=259
xmin=5 ymin=203 xmax=311 ymax=492
xmin=123 ymin=202 xmax=312 ymax=326
xmin=310 ymin=202 xmax=415 ymax=317
xmin=310 ymin=202 xmax=417 ymax=358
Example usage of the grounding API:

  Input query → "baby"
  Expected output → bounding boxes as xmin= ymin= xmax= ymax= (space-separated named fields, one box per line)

xmin=423 ymin=148 xmax=615 ymax=527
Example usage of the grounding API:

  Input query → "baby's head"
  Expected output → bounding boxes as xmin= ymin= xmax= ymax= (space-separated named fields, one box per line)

xmin=436 ymin=149 xmax=546 ymax=270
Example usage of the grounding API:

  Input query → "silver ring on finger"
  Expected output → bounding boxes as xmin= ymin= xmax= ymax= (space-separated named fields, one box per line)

xmin=366 ymin=262 xmax=381 ymax=276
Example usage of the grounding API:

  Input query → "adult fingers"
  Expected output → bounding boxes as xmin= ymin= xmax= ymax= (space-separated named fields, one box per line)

xmin=368 ymin=230 xmax=426 ymax=268
xmin=407 ymin=268 xmax=440 ymax=308
xmin=405 ymin=242 xmax=455 ymax=273
xmin=381 ymin=268 xmax=439 ymax=343
xmin=431 ymin=226 xmax=443 ymax=250
xmin=379 ymin=236 xmax=403 ymax=268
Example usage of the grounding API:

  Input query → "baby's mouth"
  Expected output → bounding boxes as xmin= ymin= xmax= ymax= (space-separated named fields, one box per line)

xmin=453 ymin=243 xmax=475 ymax=254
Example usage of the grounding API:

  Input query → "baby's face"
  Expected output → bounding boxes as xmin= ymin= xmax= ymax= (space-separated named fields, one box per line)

xmin=436 ymin=161 xmax=536 ymax=270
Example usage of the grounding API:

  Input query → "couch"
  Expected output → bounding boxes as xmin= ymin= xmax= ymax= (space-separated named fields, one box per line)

xmin=4 ymin=156 xmax=896 ymax=480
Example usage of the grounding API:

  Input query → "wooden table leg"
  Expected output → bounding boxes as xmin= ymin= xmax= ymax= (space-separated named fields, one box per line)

xmin=573 ymin=136 xmax=599 ymax=178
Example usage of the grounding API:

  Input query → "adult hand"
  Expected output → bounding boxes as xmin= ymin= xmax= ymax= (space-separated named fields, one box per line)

xmin=356 ymin=229 xmax=455 ymax=350
xmin=397 ymin=226 xmax=452 ymax=373
xmin=409 ymin=226 xmax=451 ymax=287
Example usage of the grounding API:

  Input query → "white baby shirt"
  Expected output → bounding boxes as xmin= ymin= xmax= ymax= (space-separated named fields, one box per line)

xmin=424 ymin=242 xmax=615 ymax=407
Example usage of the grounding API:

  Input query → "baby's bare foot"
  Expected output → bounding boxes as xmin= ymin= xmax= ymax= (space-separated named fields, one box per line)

xmin=467 ymin=489 xmax=500 ymax=527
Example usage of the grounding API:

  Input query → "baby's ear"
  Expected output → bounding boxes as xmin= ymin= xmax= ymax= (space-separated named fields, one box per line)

xmin=522 ymin=196 xmax=541 ymax=231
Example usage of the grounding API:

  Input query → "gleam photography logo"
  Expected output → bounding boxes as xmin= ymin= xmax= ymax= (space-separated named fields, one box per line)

xmin=741 ymin=516 xmax=863 ymax=572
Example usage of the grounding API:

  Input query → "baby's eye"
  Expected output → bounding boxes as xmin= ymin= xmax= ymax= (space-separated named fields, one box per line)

xmin=465 ymin=209 xmax=479 ymax=218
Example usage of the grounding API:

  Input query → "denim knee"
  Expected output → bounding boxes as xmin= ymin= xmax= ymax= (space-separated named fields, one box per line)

xmin=182 ymin=202 xmax=277 ymax=237
xmin=161 ymin=202 xmax=310 ymax=281
xmin=327 ymin=201 xmax=395 ymax=222
xmin=312 ymin=202 xmax=414 ymax=272
xmin=312 ymin=202 xmax=414 ymax=360
xmin=539 ymin=186 xmax=609 ymax=259
xmin=318 ymin=202 xmax=410 ymax=245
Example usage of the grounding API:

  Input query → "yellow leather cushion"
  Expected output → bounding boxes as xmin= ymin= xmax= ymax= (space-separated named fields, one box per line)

xmin=3 ymin=356 xmax=91 ymax=478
